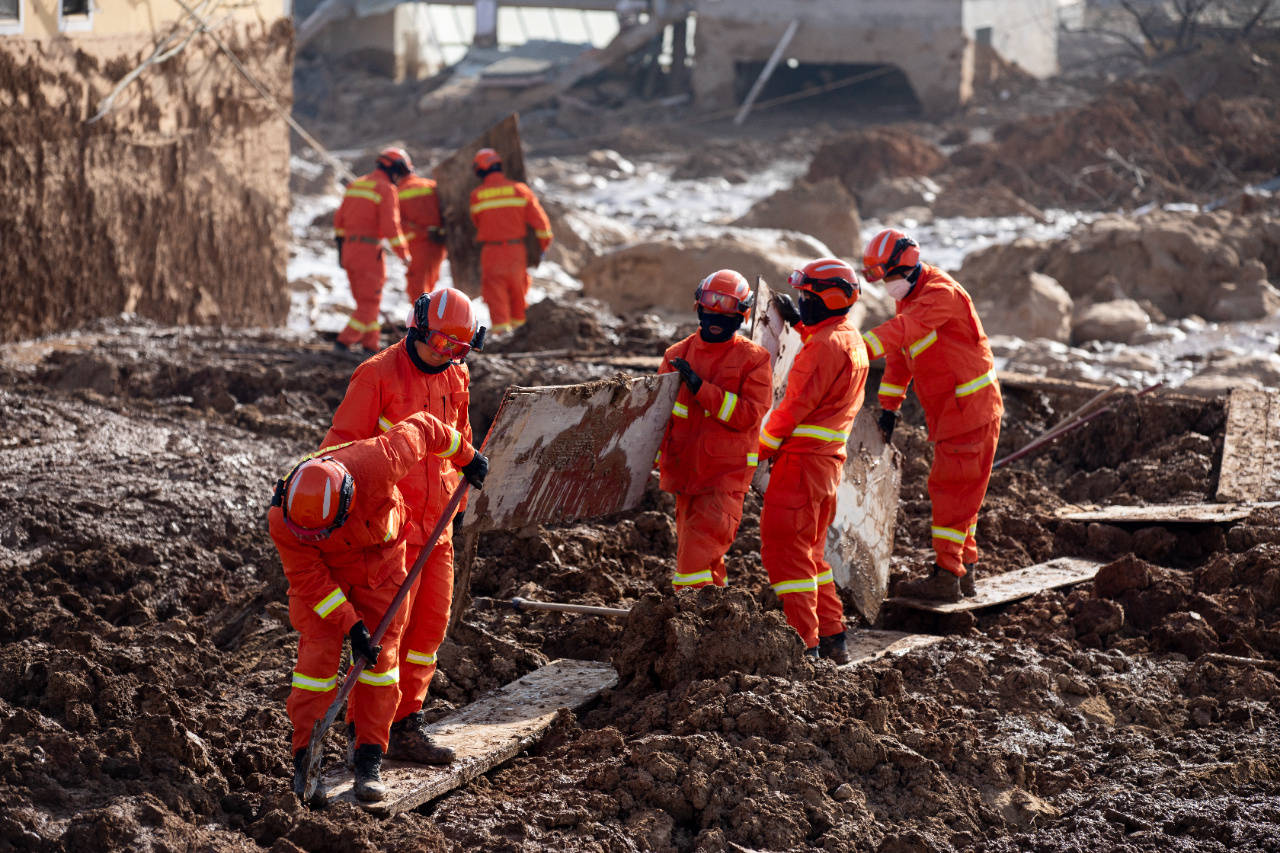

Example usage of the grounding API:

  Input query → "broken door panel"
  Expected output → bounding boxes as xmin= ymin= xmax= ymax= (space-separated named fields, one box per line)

xmin=1216 ymin=389 xmax=1280 ymax=503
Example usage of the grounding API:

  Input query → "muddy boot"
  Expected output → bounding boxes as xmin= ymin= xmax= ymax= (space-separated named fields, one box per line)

xmin=387 ymin=712 xmax=456 ymax=765
xmin=352 ymin=744 xmax=387 ymax=803
xmin=292 ymin=749 xmax=308 ymax=797
xmin=803 ymin=646 xmax=820 ymax=661
xmin=961 ymin=563 xmax=978 ymax=597
xmin=896 ymin=564 xmax=962 ymax=603
xmin=818 ymin=631 xmax=851 ymax=665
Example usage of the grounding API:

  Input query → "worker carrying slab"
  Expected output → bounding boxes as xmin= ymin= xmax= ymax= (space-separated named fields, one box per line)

xmin=270 ymin=408 xmax=486 ymax=803
xmin=333 ymin=147 xmax=414 ymax=356
xmin=321 ymin=287 xmax=488 ymax=770
xmin=860 ymin=229 xmax=1003 ymax=603
xmin=760 ymin=258 xmax=869 ymax=664
xmin=468 ymin=147 xmax=553 ymax=336
xmin=397 ymin=156 xmax=448 ymax=302
xmin=658 ymin=269 xmax=772 ymax=590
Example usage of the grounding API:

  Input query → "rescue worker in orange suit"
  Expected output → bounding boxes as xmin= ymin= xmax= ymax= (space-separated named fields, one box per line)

xmin=270 ymin=409 xmax=488 ymax=803
xmin=760 ymin=258 xmax=869 ymax=664
xmin=658 ymin=270 xmax=772 ymax=590
xmin=321 ymin=287 xmax=486 ymax=768
xmin=468 ymin=148 xmax=553 ymax=336
xmin=397 ymin=160 xmax=448 ymax=302
xmin=860 ymin=228 xmax=1003 ymax=602
xmin=332 ymin=147 xmax=414 ymax=356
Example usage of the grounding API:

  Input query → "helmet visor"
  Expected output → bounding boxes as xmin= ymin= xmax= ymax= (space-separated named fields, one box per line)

xmin=790 ymin=270 xmax=858 ymax=296
xmin=860 ymin=263 xmax=887 ymax=283
xmin=425 ymin=328 xmax=472 ymax=360
xmin=696 ymin=289 xmax=748 ymax=315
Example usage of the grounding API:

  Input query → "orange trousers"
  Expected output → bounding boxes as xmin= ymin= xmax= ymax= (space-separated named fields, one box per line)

xmin=479 ymin=242 xmax=530 ymax=333
xmin=671 ymin=490 xmax=746 ymax=589
xmin=929 ymin=417 xmax=1001 ymax=576
xmin=337 ymin=243 xmax=386 ymax=351
xmin=405 ymin=239 xmax=447 ymax=303
xmin=761 ymin=452 xmax=845 ymax=648
xmin=286 ymin=562 xmax=409 ymax=753
xmin=393 ymin=532 xmax=454 ymax=721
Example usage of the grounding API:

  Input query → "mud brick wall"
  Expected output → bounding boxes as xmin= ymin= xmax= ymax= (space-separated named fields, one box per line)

xmin=0 ymin=20 xmax=293 ymax=343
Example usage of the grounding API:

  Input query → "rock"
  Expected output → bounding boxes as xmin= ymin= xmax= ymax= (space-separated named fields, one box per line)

xmin=1151 ymin=611 xmax=1219 ymax=658
xmin=732 ymin=177 xmax=863 ymax=258
xmin=1204 ymin=261 xmax=1280 ymax=321
xmin=585 ymin=148 xmax=635 ymax=175
xmin=857 ymin=176 xmax=939 ymax=218
xmin=1180 ymin=353 xmax=1280 ymax=397
xmin=1072 ymin=299 xmax=1149 ymax=344
xmin=1071 ymin=597 xmax=1125 ymax=637
xmin=541 ymin=200 xmax=637 ymax=277
xmin=1094 ymin=555 xmax=1152 ymax=598
xmin=933 ymin=185 xmax=1047 ymax=222
xmin=977 ymin=272 xmax=1073 ymax=342
xmin=806 ymin=128 xmax=946 ymax=195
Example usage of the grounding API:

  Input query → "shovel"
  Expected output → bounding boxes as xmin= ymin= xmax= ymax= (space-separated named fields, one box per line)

xmin=300 ymin=481 xmax=469 ymax=803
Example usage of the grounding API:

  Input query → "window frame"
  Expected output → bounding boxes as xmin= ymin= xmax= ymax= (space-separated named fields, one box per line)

xmin=0 ymin=0 xmax=23 ymax=36
xmin=58 ymin=0 xmax=92 ymax=33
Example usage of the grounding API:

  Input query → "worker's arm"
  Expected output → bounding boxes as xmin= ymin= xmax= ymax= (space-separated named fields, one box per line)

xmin=876 ymin=349 xmax=913 ymax=413
xmin=272 ymin=517 xmax=360 ymax=633
xmin=862 ymin=291 xmax=956 ymax=410
xmin=521 ymin=183 xmax=553 ymax=251
xmin=322 ymin=368 xmax=383 ymax=447
xmin=759 ymin=345 xmax=826 ymax=459
xmin=380 ymin=189 xmax=411 ymax=262
xmin=693 ymin=347 xmax=772 ymax=434
xmin=378 ymin=410 xmax=476 ymax=484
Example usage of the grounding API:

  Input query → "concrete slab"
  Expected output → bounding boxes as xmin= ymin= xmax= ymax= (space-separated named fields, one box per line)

xmin=322 ymin=659 xmax=617 ymax=815
xmin=838 ymin=630 xmax=944 ymax=667
xmin=1055 ymin=503 xmax=1280 ymax=524
xmin=888 ymin=557 xmax=1102 ymax=613
xmin=1216 ymin=389 xmax=1280 ymax=503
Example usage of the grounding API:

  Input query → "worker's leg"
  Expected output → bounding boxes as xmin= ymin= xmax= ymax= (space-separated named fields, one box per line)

xmin=811 ymin=468 xmax=846 ymax=639
xmin=338 ymin=246 xmax=386 ymax=351
xmin=672 ymin=489 xmax=746 ymax=589
xmin=394 ymin=534 xmax=454 ymax=721
xmin=761 ymin=453 xmax=821 ymax=649
xmin=405 ymin=239 xmax=431 ymax=304
xmin=346 ymin=576 xmax=410 ymax=751
xmin=506 ymin=247 xmax=531 ymax=329
xmin=928 ymin=418 xmax=1001 ymax=577
xmin=420 ymin=242 xmax=447 ymax=294
xmin=286 ymin=593 xmax=347 ymax=754
xmin=480 ymin=244 xmax=511 ymax=333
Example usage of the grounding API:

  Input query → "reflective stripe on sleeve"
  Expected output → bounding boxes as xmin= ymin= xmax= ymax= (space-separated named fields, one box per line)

xmin=534 ymin=229 xmax=552 ymax=239
xmin=470 ymin=198 xmax=529 ymax=215
xmin=760 ymin=430 xmax=782 ymax=450
xmin=717 ymin=392 xmax=738 ymax=423
xmin=672 ymin=402 xmax=689 ymax=419
xmin=968 ymin=524 xmax=978 ymax=538
xmin=955 ymin=369 xmax=998 ymax=397
xmin=816 ymin=569 xmax=835 ymax=586
xmin=672 ymin=569 xmax=713 ymax=587
xmin=382 ymin=509 xmax=398 ymax=542
xmin=405 ymin=650 xmax=437 ymax=666
xmin=398 ymin=186 xmax=435 ymax=199
xmin=878 ymin=382 xmax=907 ymax=398
xmin=932 ymin=526 xmax=967 ymax=544
xmin=356 ymin=667 xmax=400 ymax=687
xmin=313 ymin=588 xmax=347 ymax=618
xmin=389 ymin=234 xmax=407 ymax=247
xmin=792 ymin=424 xmax=849 ymax=443
xmin=771 ymin=577 xmax=819 ymax=595
xmin=291 ymin=672 xmax=338 ymax=692
xmin=438 ymin=428 xmax=461 ymax=458
xmin=747 ymin=452 xmax=759 ymax=467
xmin=863 ymin=330 xmax=885 ymax=358
xmin=377 ymin=415 xmax=394 ymax=433
xmin=908 ymin=329 xmax=938 ymax=357
xmin=344 ymin=188 xmax=381 ymax=203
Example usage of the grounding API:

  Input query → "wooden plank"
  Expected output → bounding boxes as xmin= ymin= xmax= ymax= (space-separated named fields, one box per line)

xmin=888 ymin=557 xmax=1102 ymax=614
xmin=1216 ymin=389 xmax=1280 ymax=503
xmin=733 ymin=19 xmax=799 ymax=126
xmin=1055 ymin=502 xmax=1280 ymax=524
xmin=322 ymin=659 xmax=617 ymax=815
xmin=839 ymin=630 xmax=944 ymax=668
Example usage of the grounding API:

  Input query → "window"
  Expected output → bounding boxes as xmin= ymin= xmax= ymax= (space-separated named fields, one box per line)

xmin=0 ymin=0 xmax=19 ymax=18
xmin=59 ymin=0 xmax=91 ymax=32
xmin=62 ymin=0 xmax=88 ymax=13
xmin=0 ymin=0 xmax=21 ymax=35
xmin=975 ymin=26 xmax=993 ymax=46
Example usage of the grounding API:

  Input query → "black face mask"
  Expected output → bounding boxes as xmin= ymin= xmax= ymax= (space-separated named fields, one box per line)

xmin=799 ymin=294 xmax=848 ymax=326
xmin=698 ymin=309 xmax=742 ymax=343
xmin=404 ymin=334 xmax=451 ymax=374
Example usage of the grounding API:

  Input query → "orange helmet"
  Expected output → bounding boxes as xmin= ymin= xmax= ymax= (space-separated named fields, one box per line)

xmin=408 ymin=287 xmax=482 ymax=362
xmin=788 ymin=258 xmax=860 ymax=310
xmin=376 ymin=146 xmax=413 ymax=176
xmin=861 ymin=229 xmax=920 ymax=283
xmin=283 ymin=457 xmax=354 ymax=542
xmin=694 ymin=269 xmax=754 ymax=320
xmin=473 ymin=148 xmax=502 ymax=172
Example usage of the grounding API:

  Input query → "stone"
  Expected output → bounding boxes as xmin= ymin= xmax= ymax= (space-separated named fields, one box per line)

xmin=857 ymin=176 xmax=939 ymax=219
xmin=1071 ymin=299 xmax=1150 ymax=344
xmin=977 ymin=272 xmax=1073 ymax=342
xmin=732 ymin=177 xmax=863 ymax=258
xmin=1094 ymin=555 xmax=1152 ymax=598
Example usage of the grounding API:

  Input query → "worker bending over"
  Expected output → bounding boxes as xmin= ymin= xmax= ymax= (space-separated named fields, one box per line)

xmin=397 ymin=157 xmax=448 ymax=302
xmin=860 ymin=229 xmax=1003 ymax=602
xmin=761 ymin=258 xmax=869 ymax=664
xmin=658 ymin=269 xmax=771 ymax=589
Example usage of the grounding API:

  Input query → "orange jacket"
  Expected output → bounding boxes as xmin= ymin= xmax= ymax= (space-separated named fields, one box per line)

xmin=334 ymin=170 xmax=410 ymax=262
xmin=322 ymin=341 xmax=473 ymax=546
xmin=862 ymin=264 xmax=1003 ymax=442
xmin=659 ymin=333 xmax=772 ymax=495
xmin=469 ymin=172 xmax=553 ymax=250
xmin=269 ymin=411 xmax=475 ymax=633
xmin=760 ymin=314 xmax=868 ymax=461
xmin=398 ymin=174 xmax=445 ymax=247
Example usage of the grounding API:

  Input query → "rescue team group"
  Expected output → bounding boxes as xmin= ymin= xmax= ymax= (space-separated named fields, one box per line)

xmin=272 ymin=148 xmax=1003 ymax=803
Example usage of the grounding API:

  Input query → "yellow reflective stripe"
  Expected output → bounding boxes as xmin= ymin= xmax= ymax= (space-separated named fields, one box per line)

xmin=955 ymin=369 xmax=998 ymax=397
xmin=476 ymin=186 xmax=516 ymax=200
xmin=382 ymin=509 xmax=398 ymax=543
xmin=389 ymin=234 xmax=407 ymax=247
xmin=908 ymin=329 xmax=938 ymax=357
xmin=344 ymin=317 xmax=380 ymax=333
xmin=760 ymin=430 xmax=782 ymax=449
xmin=772 ymin=578 xmax=819 ymax=595
xmin=747 ymin=452 xmax=759 ymax=467
xmin=437 ymin=428 xmax=461 ymax=459
xmin=534 ymin=229 xmax=552 ymax=238
xmin=816 ymin=569 xmax=835 ymax=586
xmin=792 ymin=424 xmax=849 ymax=443
xmin=932 ymin=526 xmax=967 ymax=544
xmin=471 ymin=198 xmax=529 ymax=214
xmin=334 ymin=227 xmax=346 ymax=236
xmin=879 ymin=382 xmax=907 ymax=398
xmin=351 ymin=179 xmax=376 ymax=188
xmin=406 ymin=649 xmax=437 ymax=666
xmin=398 ymin=186 xmax=435 ymax=199
xmin=314 ymin=588 xmax=347 ymax=618
xmin=291 ymin=672 xmax=338 ymax=692
xmin=717 ymin=392 xmax=738 ymax=423
xmin=377 ymin=416 xmax=394 ymax=433
xmin=344 ymin=188 xmax=382 ymax=203
xmin=968 ymin=524 xmax=977 ymax=536
xmin=654 ymin=450 xmax=662 ymax=465
xmin=672 ymin=569 xmax=713 ymax=587
xmin=356 ymin=667 xmax=400 ymax=687
xmin=863 ymin=330 xmax=885 ymax=357
xmin=672 ymin=402 xmax=689 ymax=419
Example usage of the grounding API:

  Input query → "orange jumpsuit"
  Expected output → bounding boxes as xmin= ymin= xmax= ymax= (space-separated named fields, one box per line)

xmin=271 ymin=411 xmax=476 ymax=753
xmin=759 ymin=314 xmax=868 ymax=649
xmin=468 ymin=172 xmax=552 ymax=333
xmin=398 ymin=174 xmax=447 ymax=302
xmin=333 ymin=170 xmax=411 ymax=351
xmin=322 ymin=340 xmax=472 ymax=724
xmin=658 ymin=333 xmax=771 ymax=588
xmin=862 ymin=264 xmax=1003 ymax=577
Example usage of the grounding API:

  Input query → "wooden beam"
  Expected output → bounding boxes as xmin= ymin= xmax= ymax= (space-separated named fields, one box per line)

xmin=888 ymin=557 xmax=1102 ymax=614
xmin=1216 ymin=389 xmax=1280 ymax=503
xmin=838 ymin=630 xmax=944 ymax=668
xmin=1055 ymin=502 xmax=1280 ymax=524
xmin=734 ymin=19 xmax=798 ymax=126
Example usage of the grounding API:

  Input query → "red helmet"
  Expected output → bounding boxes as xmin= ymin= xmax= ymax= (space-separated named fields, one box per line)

xmin=376 ymin=146 xmax=413 ymax=175
xmin=408 ymin=287 xmax=481 ymax=362
xmin=861 ymin=229 xmax=920 ymax=283
xmin=473 ymin=148 xmax=502 ymax=172
xmin=694 ymin=269 xmax=754 ymax=320
xmin=283 ymin=457 xmax=354 ymax=542
xmin=788 ymin=258 xmax=860 ymax=310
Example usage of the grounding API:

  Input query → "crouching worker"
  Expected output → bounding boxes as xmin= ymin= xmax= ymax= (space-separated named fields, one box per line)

xmin=658 ymin=270 xmax=771 ymax=589
xmin=269 ymin=410 xmax=487 ymax=803
xmin=759 ymin=259 xmax=869 ymax=664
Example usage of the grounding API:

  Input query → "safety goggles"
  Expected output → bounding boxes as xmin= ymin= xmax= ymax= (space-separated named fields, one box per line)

xmin=788 ymin=269 xmax=857 ymax=297
xmin=861 ymin=237 xmax=916 ymax=283
xmin=696 ymin=288 xmax=753 ymax=315
xmin=283 ymin=472 xmax=354 ymax=543
xmin=424 ymin=328 xmax=472 ymax=361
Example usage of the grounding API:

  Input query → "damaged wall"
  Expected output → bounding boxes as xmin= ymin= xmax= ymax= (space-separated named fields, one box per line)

xmin=0 ymin=10 xmax=292 ymax=343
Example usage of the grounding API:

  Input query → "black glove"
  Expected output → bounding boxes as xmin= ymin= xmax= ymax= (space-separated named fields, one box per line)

xmin=669 ymin=357 xmax=703 ymax=394
xmin=774 ymin=293 xmax=801 ymax=327
xmin=348 ymin=620 xmax=381 ymax=667
xmin=335 ymin=236 xmax=344 ymax=263
xmin=461 ymin=451 xmax=489 ymax=489
xmin=877 ymin=409 xmax=899 ymax=444
xmin=428 ymin=226 xmax=447 ymax=245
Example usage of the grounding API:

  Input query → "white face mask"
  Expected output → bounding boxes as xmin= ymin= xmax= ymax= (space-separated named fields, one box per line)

xmin=885 ymin=277 xmax=914 ymax=301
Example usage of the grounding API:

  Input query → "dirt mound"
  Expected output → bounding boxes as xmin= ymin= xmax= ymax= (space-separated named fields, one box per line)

xmin=805 ymin=128 xmax=947 ymax=196
xmin=486 ymin=297 xmax=675 ymax=358
xmin=732 ymin=177 xmax=863 ymax=258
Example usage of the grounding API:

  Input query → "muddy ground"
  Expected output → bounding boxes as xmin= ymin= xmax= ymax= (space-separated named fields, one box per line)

xmin=1 ymin=304 xmax=1277 ymax=853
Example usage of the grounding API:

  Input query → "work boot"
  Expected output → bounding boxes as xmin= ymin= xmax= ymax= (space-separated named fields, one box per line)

xmin=803 ymin=646 xmax=820 ymax=661
xmin=387 ymin=712 xmax=456 ymax=765
xmin=818 ymin=631 xmax=851 ymax=665
xmin=345 ymin=723 xmax=356 ymax=769
xmin=961 ymin=563 xmax=978 ymax=598
xmin=896 ymin=564 xmax=962 ymax=603
xmin=292 ymin=749 xmax=308 ymax=797
xmin=352 ymin=744 xmax=387 ymax=803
